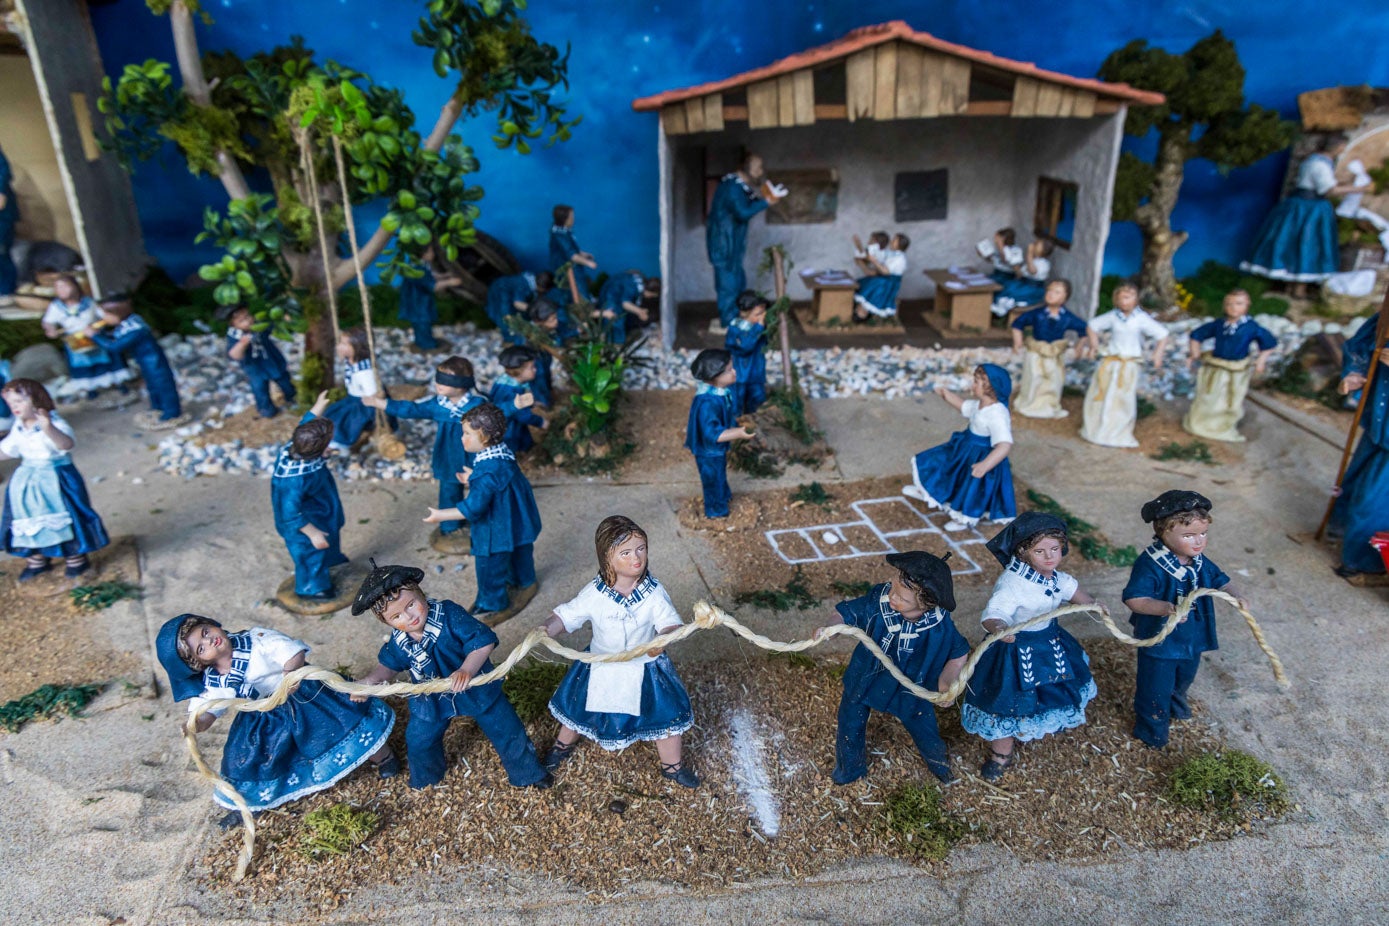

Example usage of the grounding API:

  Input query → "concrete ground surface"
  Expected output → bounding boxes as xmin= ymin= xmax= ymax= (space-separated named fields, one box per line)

xmin=0 ymin=387 xmax=1385 ymax=926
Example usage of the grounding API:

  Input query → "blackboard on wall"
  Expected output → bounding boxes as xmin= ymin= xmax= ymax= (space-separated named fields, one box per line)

xmin=894 ymin=169 xmax=949 ymax=222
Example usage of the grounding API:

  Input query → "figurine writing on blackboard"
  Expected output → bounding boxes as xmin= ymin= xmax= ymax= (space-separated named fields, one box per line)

xmin=706 ymin=153 xmax=785 ymax=331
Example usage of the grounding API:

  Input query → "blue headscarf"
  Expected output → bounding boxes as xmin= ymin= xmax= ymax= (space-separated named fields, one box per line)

xmin=980 ymin=363 xmax=1012 ymax=407
xmin=157 ymin=614 xmax=221 ymax=702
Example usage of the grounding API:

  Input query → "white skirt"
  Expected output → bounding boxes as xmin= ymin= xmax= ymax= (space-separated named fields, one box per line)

xmin=1080 ymin=355 xmax=1141 ymax=448
xmin=1014 ymin=343 xmax=1068 ymax=419
xmin=1183 ymin=356 xmax=1254 ymax=443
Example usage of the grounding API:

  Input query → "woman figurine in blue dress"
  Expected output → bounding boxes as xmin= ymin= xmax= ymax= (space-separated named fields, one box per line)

xmin=157 ymin=614 xmax=397 ymax=829
xmin=42 ymin=275 xmax=133 ymax=400
xmin=0 ymin=379 xmax=108 ymax=580
xmin=1242 ymin=134 xmax=1359 ymax=294
xmin=549 ymin=205 xmax=598 ymax=305
xmin=1332 ymin=310 xmax=1388 ymax=579
xmin=902 ymin=364 xmax=1016 ymax=532
xmin=539 ymin=515 xmax=699 ymax=788
xmin=961 ymin=512 xmax=1100 ymax=781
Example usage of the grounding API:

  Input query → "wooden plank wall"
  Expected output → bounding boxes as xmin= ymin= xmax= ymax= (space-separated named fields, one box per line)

xmin=849 ymin=43 xmax=971 ymax=120
xmin=1012 ymin=75 xmax=1098 ymax=118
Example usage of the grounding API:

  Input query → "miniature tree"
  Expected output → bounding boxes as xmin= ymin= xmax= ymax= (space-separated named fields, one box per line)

xmin=99 ymin=0 xmax=578 ymax=391
xmin=1098 ymin=31 xmax=1292 ymax=307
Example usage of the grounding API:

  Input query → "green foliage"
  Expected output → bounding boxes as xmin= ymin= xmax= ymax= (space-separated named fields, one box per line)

xmin=1026 ymin=489 xmax=1138 ymax=567
xmin=0 ymin=319 xmax=49 ymax=361
xmin=791 ymin=482 xmax=835 ymax=508
xmin=830 ymin=580 xmax=873 ymax=599
xmin=196 ymin=194 xmax=303 ymax=338
xmin=1179 ymin=261 xmax=1289 ymax=317
xmin=728 ymin=440 xmax=782 ymax=478
xmin=70 ymin=581 xmax=143 ymax=612
xmin=296 ymin=350 xmax=331 ymax=407
xmin=1265 ymin=360 xmax=1345 ymax=411
xmin=734 ymin=569 xmax=818 ymax=612
xmin=765 ymin=385 xmax=821 ymax=445
xmin=502 ymin=660 xmax=568 ymax=724
xmin=879 ymin=783 xmax=968 ymax=861
xmin=1370 ymin=157 xmax=1389 ymax=195
xmin=1167 ymin=750 xmax=1290 ymax=820
xmin=568 ymin=341 xmax=623 ymax=436
xmin=1151 ymin=440 xmax=1216 ymax=465
xmin=131 ymin=265 xmax=223 ymax=336
xmin=768 ymin=651 xmax=817 ymax=670
xmin=0 ymin=683 xmax=101 ymax=733
xmin=1111 ymin=151 xmax=1158 ymax=224
xmin=1136 ymin=396 xmax=1157 ymax=420
xmin=297 ymin=803 xmax=379 ymax=859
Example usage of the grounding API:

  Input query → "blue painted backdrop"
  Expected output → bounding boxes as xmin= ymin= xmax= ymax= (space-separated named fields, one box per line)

xmin=90 ymin=0 xmax=1389 ymax=292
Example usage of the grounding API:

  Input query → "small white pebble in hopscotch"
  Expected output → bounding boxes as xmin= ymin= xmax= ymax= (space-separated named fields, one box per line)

xmin=727 ymin=707 xmax=781 ymax=838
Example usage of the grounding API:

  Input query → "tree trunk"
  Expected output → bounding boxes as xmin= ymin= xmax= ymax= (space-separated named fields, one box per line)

xmin=1133 ymin=127 xmax=1192 ymax=309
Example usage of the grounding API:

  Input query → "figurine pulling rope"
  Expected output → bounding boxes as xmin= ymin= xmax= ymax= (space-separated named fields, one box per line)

xmin=181 ymin=589 xmax=1284 ymax=881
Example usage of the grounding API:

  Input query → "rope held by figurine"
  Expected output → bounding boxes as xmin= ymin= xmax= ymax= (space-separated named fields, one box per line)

xmin=185 ymin=587 xmax=1284 ymax=881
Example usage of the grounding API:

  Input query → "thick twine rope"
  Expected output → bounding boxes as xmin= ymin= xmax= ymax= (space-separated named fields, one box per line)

xmin=186 ymin=587 xmax=1286 ymax=881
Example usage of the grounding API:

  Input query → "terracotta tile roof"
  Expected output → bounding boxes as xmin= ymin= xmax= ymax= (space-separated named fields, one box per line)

xmin=632 ymin=20 xmax=1165 ymax=111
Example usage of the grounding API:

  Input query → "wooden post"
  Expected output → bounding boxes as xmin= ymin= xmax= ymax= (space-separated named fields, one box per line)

xmin=771 ymin=248 xmax=793 ymax=389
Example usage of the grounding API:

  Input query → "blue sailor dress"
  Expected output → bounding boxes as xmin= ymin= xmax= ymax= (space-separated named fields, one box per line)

xmin=270 ymin=417 xmax=348 ymax=595
xmin=724 ymin=317 xmax=768 ymax=416
xmin=1123 ymin=543 xmax=1228 ymax=661
xmin=911 ymin=398 xmax=1016 ymax=525
xmin=42 ymin=298 xmax=131 ymax=389
xmin=0 ymin=413 xmax=109 ymax=558
xmin=597 ymin=271 xmax=645 ymax=345
xmin=548 ymin=574 xmax=695 ymax=750
xmin=549 ymin=226 xmax=594 ymax=304
xmin=1241 ymin=153 xmax=1340 ymax=282
xmin=489 ymin=374 xmax=545 ymax=453
xmin=322 ymin=359 xmax=382 ymax=448
xmin=1332 ymin=313 xmax=1389 ymax=573
xmin=854 ymin=249 xmax=907 ymax=317
xmin=960 ymin=560 xmax=1096 ymax=741
xmin=189 ymin=628 xmax=394 ymax=810
xmin=88 ymin=314 xmax=181 ymax=419
xmin=485 ymin=272 xmax=536 ymax=342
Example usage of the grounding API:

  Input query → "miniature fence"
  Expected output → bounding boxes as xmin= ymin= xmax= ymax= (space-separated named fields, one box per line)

xmin=183 ymin=589 xmax=1287 ymax=881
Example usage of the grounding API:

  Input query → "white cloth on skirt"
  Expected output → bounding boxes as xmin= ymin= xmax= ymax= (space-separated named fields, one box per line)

xmin=1183 ymin=356 xmax=1255 ymax=443
xmin=1013 ymin=339 xmax=1069 ymax=419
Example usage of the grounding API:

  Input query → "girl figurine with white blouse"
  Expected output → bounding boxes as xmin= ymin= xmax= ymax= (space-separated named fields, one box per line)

xmin=902 ymin=364 xmax=1016 ymax=532
xmin=960 ymin=512 xmax=1099 ymax=781
xmin=853 ymin=232 xmax=910 ymax=321
xmin=0 ymin=379 xmax=108 ymax=580
xmin=41 ymin=275 xmax=133 ymax=399
xmin=1079 ymin=280 xmax=1170 ymax=448
xmin=322 ymin=327 xmax=389 ymax=452
xmin=539 ymin=516 xmax=699 ymax=788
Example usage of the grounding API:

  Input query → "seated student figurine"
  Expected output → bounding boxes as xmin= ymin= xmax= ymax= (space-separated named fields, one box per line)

xmin=853 ymin=233 xmax=909 ymax=321
xmin=816 ymin=551 xmax=969 ymax=785
xmin=221 ymin=305 xmax=297 ymax=419
xmin=991 ymin=238 xmax=1054 ymax=316
xmin=978 ymin=228 xmax=1024 ymax=284
xmin=350 ymin=561 xmax=552 ymax=791
xmin=489 ymin=346 xmax=548 ymax=454
xmin=852 ymin=231 xmax=891 ymax=276
xmin=597 ymin=270 xmax=660 ymax=346
xmin=487 ymin=270 xmax=554 ymax=345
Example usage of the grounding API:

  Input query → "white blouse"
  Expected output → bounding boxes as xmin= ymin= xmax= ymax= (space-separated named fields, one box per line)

xmin=982 ymin=566 xmax=1079 ymax=628
xmin=41 ymin=299 xmax=99 ymax=336
xmin=1296 ymin=154 xmax=1336 ymax=196
xmin=189 ymin=628 xmax=308 ymax=719
xmin=1022 ymin=256 xmax=1051 ymax=282
xmin=555 ymin=576 xmax=682 ymax=655
xmin=344 ymin=361 xmax=381 ymax=398
xmin=881 ymin=250 xmax=908 ymax=276
xmin=1090 ymin=308 xmax=1169 ymax=358
xmin=961 ymin=399 xmax=1013 ymax=445
xmin=0 ymin=413 xmax=75 ymax=463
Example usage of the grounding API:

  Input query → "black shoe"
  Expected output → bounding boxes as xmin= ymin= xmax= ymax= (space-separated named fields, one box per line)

xmin=979 ymin=749 xmax=1013 ymax=782
xmin=64 ymin=561 xmax=90 ymax=579
xmin=528 ymin=772 xmax=556 ymax=790
xmin=18 ymin=563 xmax=52 ymax=582
xmin=216 ymin=810 xmax=252 ymax=831
xmin=375 ymin=754 xmax=402 ymax=779
xmin=660 ymin=761 xmax=700 ymax=789
xmin=543 ymin=740 xmax=578 ymax=772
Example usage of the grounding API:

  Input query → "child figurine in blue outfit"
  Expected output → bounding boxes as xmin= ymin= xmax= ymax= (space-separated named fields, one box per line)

xmin=397 ymin=247 xmax=461 ymax=352
xmin=365 ymin=355 xmax=482 ymax=549
xmin=685 ymin=349 xmax=755 ymax=519
xmin=486 ymin=271 xmax=554 ymax=344
xmin=222 ymin=306 xmax=296 ymax=419
xmin=549 ymin=204 xmax=597 ymax=305
xmin=423 ymin=402 xmax=542 ymax=625
xmin=489 ymin=346 xmax=548 ymax=453
xmin=816 ymin=551 xmax=969 ymax=785
xmin=87 ymin=293 xmax=186 ymax=428
xmin=724 ymin=290 xmax=768 ymax=416
xmin=1182 ymin=289 xmax=1279 ymax=443
xmin=272 ymin=392 xmax=348 ymax=600
xmin=350 ymin=562 xmax=552 ymax=791
xmin=1123 ymin=490 xmax=1248 ymax=748
xmin=961 ymin=512 xmax=1099 ymax=781
xmin=1010 ymin=279 xmax=1095 ymax=420
xmin=523 ymin=297 xmax=562 ymax=408
xmin=322 ymin=327 xmax=395 ymax=451
xmin=597 ymin=270 xmax=658 ymax=346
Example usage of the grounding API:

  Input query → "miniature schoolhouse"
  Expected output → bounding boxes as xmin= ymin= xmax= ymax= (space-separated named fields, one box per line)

xmin=632 ymin=21 xmax=1164 ymax=346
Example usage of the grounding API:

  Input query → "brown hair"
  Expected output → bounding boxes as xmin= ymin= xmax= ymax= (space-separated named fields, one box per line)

xmin=339 ymin=326 xmax=370 ymax=363
xmin=1153 ymin=509 xmax=1213 ymax=543
xmin=1046 ymin=277 xmax=1072 ymax=301
xmin=869 ymin=231 xmax=890 ymax=248
xmin=1037 ymin=239 xmax=1056 ymax=258
xmin=370 ymin=582 xmax=423 ymax=623
xmin=973 ymin=365 xmax=997 ymax=401
xmin=552 ymin=204 xmax=573 ymax=226
xmin=437 ymin=355 xmax=473 ymax=379
xmin=175 ymin=615 xmax=221 ymax=671
xmin=462 ymin=402 xmax=506 ymax=447
xmin=1 ymin=378 xmax=56 ymax=412
xmin=97 ymin=298 xmax=133 ymax=320
xmin=893 ymin=569 xmax=939 ymax=611
xmin=595 ymin=515 xmax=648 ymax=587
xmin=1016 ymin=528 xmax=1068 ymax=559
xmin=996 ymin=227 xmax=1016 ymax=247
xmin=291 ymin=417 xmax=335 ymax=459
xmin=1113 ymin=280 xmax=1139 ymax=297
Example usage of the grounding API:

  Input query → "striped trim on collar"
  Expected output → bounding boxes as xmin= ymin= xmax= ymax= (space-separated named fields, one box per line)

xmin=202 ymin=631 xmax=255 ymax=698
xmin=1145 ymin=542 xmax=1202 ymax=586
xmin=593 ymin=573 xmax=659 ymax=606
xmin=273 ymin=445 xmax=327 ymax=478
xmin=474 ymin=443 xmax=515 ymax=463
xmin=390 ymin=599 xmax=446 ymax=681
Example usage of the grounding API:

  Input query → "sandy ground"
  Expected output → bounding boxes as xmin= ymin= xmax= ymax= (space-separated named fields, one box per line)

xmin=0 ymin=381 xmax=1386 ymax=926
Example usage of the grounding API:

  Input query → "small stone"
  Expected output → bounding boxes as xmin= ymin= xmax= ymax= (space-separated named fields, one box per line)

xmin=434 ymin=564 xmax=444 ymax=574
xmin=608 ymin=799 xmax=627 ymax=815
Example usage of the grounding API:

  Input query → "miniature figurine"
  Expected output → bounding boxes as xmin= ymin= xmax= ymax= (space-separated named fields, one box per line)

xmin=42 ymin=275 xmax=133 ymax=399
xmin=0 ymin=144 xmax=15 ymax=298
xmin=1335 ymin=158 xmax=1389 ymax=253
xmin=685 ymin=348 xmax=755 ymax=519
xmin=853 ymin=232 xmax=909 ymax=321
xmin=706 ymin=153 xmax=786 ymax=330
xmin=522 ymin=297 xmax=562 ymax=409
xmin=0 ymin=360 xmax=12 ymax=433
xmin=423 ymin=402 xmax=541 ymax=625
xmin=322 ymin=327 xmax=387 ymax=451
xmin=1123 ymin=490 xmax=1246 ymax=748
xmin=540 ymin=515 xmax=699 ymax=788
xmin=349 ymin=562 xmax=552 ymax=790
xmin=1079 ymin=280 xmax=1170 ymax=448
xmin=489 ymin=345 xmax=548 ymax=454
xmin=852 ymin=230 xmax=891 ymax=276
xmin=1010 ymin=279 xmax=1095 ymax=419
xmin=365 ymin=355 xmax=483 ymax=546
xmin=86 ymin=293 xmax=186 ymax=428
xmin=960 ymin=512 xmax=1099 ymax=780
xmin=221 ymin=305 xmax=297 ymax=419
xmin=396 ymin=247 xmax=460 ymax=352
xmin=0 ymin=378 xmax=108 ymax=579
xmin=815 ymin=551 xmax=969 ymax=785
xmin=724 ymin=290 xmax=768 ymax=416
xmin=991 ymin=238 xmax=1054 ymax=316
xmin=272 ymin=392 xmax=348 ymax=600
xmin=486 ymin=270 xmax=554 ymax=344
xmin=1182 ymin=290 xmax=1278 ymax=443
xmin=1331 ymin=310 xmax=1388 ymax=578
xmin=978 ymin=227 xmax=1024 ymax=283
xmin=549 ymin=204 xmax=598 ymax=305
xmin=596 ymin=269 xmax=658 ymax=346
xmin=902 ymin=364 xmax=1016 ymax=531
xmin=158 ymin=614 xmax=398 ymax=828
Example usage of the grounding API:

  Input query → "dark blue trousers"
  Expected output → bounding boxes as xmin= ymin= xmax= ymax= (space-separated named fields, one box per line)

xmin=246 ymin=368 xmax=296 ymax=418
xmin=695 ymin=454 xmax=731 ymax=518
xmin=284 ymin=529 xmax=348 ymax=596
xmin=713 ymin=262 xmax=745 ymax=327
xmin=411 ymin=320 xmax=439 ymax=350
xmin=0 ymin=215 xmax=15 ymax=295
xmin=734 ymin=380 xmax=767 ymax=417
xmin=473 ymin=543 xmax=536 ymax=611
xmin=404 ymin=695 xmax=548 ymax=789
xmin=1132 ymin=653 xmax=1201 ymax=748
xmin=144 ymin=370 xmax=182 ymax=419
xmin=834 ymin=692 xmax=952 ymax=784
xmin=437 ymin=478 xmax=466 ymax=535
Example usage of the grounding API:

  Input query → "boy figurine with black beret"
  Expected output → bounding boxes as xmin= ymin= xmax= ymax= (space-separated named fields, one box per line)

xmin=817 ymin=551 xmax=970 ymax=785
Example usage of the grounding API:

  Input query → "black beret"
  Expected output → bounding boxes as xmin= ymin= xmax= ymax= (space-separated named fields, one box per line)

xmin=690 ymin=348 xmax=732 ymax=383
xmin=351 ymin=560 xmax=426 ymax=615
xmin=1140 ymin=490 xmax=1212 ymax=524
xmin=498 ymin=345 xmax=538 ymax=369
xmin=885 ymin=550 xmax=956 ymax=612
xmin=985 ymin=511 xmax=1069 ymax=566
xmin=97 ymin=291 xmax=132 ymax=305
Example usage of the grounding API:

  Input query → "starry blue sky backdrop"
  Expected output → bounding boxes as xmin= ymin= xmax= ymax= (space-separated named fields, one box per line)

xmin=89 ymin=0 xmax=1389 ymax=296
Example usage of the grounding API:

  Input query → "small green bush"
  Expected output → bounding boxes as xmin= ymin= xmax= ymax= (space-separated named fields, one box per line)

xmin=735 ymin=569 xmax=818 ymax=612
xmin=503 ymin=660 xmax=568 ymax=724
xmin=297 ymin=803 xmax=378 ymax=859
xmin=70 ymin=580 xmax=143 ymax=611
xmin=1167 ymin=750 xmax=1290 ymax=820
xmin=1151 ymin=440 xmax=1216 ymax=465
xmin=791 ymin=482 xmax=835 ymax=508
xmin=880 ymin=783 xmax=968 ymax=860
xmin=0 ymin=683 xmax=101 ymax=733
